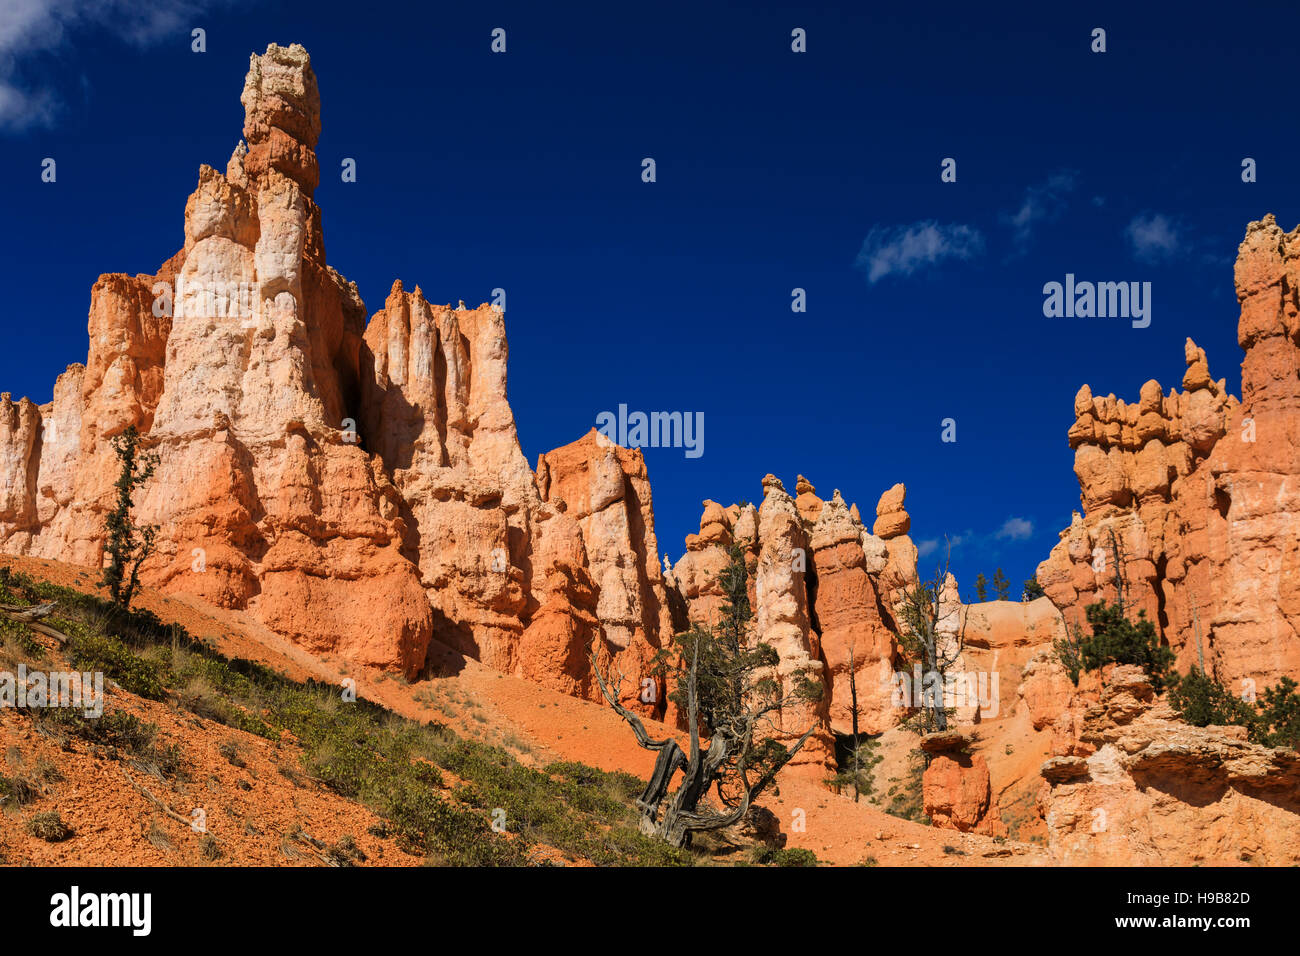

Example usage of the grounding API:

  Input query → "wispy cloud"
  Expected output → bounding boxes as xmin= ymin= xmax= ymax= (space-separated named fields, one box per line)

xmin=917 ymin=516 xmax=1034 ymax=559
xmin=0 ymin=0 xmax=226 ymax=131
xmin=854 ymin=220 xmax=985 ymax=283
xmin=916 ymin=532 xmax=969 ymax=559
xmin=995 ymin=516 xmax=1034 ymax=541
xmin=1125 ymin=212 xmax=1182 ymax=263
xmin=1001 ymin=170 xmax=1077 ymax=248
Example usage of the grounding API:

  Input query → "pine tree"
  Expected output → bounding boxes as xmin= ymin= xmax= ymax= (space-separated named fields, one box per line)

xmin=974 ymin=573 xmax=988 ymax=602
xmin=992 ymin=568 xmax=1010 ymax=601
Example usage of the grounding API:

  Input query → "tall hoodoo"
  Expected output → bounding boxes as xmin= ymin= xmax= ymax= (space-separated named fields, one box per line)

xmin=1038 ymin=214 xmax=1300 ymax=692
xmin=0 ymin=44 xmax=672 ymax=705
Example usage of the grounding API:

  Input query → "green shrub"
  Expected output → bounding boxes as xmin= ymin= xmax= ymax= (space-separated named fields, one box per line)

xmin=751 ymin=846 xmax=819 ymax=867
xmin=1256 ymin=677 xmax=1300 ymax=749
xmin=1167 ymin=670 xmax=1299 ymax=750
xmin=1059 ymin=600 xmax=1174 ymax=690
xmin=1168 ymin=667 xmax=1256 ymax=730
xmin=67 ymin=631 xmax=166 ymax=700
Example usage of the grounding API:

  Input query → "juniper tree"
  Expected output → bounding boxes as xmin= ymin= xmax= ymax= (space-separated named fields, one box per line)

xmin=101 ymin=425 xmax=159 ymax=610
xmin=592 ymin=539 xmax=823 ymax=848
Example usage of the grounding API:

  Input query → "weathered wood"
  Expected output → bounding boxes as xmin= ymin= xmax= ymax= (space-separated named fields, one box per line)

xmin=637 ymin=740 xmax=686 ymax=817
xmin=0 ymin=601 xmax=72 ymax=644
xmin=0 ymin=601 xmax=56 ymax=622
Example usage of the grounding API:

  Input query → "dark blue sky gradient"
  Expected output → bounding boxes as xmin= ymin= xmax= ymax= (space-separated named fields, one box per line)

xmin=1 ymin=0 xmax=1295 ymax=594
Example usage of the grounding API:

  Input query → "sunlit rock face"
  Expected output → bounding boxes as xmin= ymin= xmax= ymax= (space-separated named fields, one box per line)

xmin=1039 ymin=214 xmax=1300 ymax=696
xmin=0 ymin=44 xmax=673 ymax=692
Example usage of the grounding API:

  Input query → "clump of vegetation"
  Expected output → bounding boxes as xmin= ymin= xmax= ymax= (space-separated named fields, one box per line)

xmin=1167 ymin=667 xmax=1255 ymax=728
xmin=829 ymin=734 xmax=882 ymax=800
xmin=218 ymin=740 xmax=246 ymax=768
xmin=1022 ymin=577 xmax=1045 ymax=601
xmin=881 ymin=750 xmax=928 ymax=824
xmin=26 ymin=810 xmax=72 ymax=842
xmin=0 ymin=773 xmax=41 ymax=808
xmin=1053 ymin=620 xmax=1085 ymax=685
xmin=1055 ymin=600 xmax=1174 ymax=690
xmin=39 ymin=707 xmax=186 ymax=781
xmin=1257 ymin=678 xmax=1300 ymax=749
xmin=68 ymin=630 xmax=166 ymax=700
xmin=1169 ymin=669 xmax=1300 ymax=749
xmin=200 ymin=834 xmax=223 ymax=861
xmin=750 ymin=846 xmax=818 ymax=866
xmin=325 ymin=834 xmax=366 ymax=866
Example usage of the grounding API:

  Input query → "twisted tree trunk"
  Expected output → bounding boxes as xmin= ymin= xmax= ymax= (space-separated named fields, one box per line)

xmin=591 ymin=636 xmax=816 ymax=848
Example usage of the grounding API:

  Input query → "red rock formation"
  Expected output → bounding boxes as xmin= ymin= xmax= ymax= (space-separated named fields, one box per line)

xmin=535 ymin=430 xmax=675 ymax=714
xmin=1038 ymin=215 xmax=1300 ymax=695
xmin=1037 ymin=665 xmax=1300 ymax=865
xmin=0 ymin=44 xmax=672 ymax=695
xmin=673 ymin=475 xmax=927 ymax=776
xmin=920 ymin=731 xmax=1001 ymax=834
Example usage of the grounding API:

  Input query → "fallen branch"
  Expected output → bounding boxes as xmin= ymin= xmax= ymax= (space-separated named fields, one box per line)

xmin=122 ymin=767 xmax=194 ymax=829
xmin=0 ymin=601 xmax=56 ymax=622
xmin=0 ymin=601 xmax=71 ymax=644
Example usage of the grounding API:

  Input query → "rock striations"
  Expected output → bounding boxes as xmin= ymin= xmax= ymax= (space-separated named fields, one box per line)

xmin=0 ymin=44 xmax=674 ymax=714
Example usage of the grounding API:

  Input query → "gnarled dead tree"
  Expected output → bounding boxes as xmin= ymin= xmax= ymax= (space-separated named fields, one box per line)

xmin=591 ymin=540 xmax=821 ymax=848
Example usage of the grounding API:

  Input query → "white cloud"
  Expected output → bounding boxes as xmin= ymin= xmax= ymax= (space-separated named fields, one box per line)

xmin=995 ymin=516 xmax=1034 ymax=541
xmin=1001 ymin=171 xmax=1077 ymax=247
xmin=0 ymin=0 xmax=226 ymax=131
xmin=917 ymin=532 xmax=967 ymax=559
xmin=1126 ymin=212 xmax=1182 ymax=262
xmin=855 ymin=220 xmax=985 ymax=283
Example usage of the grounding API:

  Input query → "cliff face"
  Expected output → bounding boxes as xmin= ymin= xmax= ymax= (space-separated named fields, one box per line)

xmin=0 ymin=44 xmax=434 ymax=674
xmin=1037 ymin=215 xmax=1300 ymax=694
xmin=1032 ymin=664 xmax=1300 ymax=865
xmin=0 ymin=44 xmax=671 ymax=708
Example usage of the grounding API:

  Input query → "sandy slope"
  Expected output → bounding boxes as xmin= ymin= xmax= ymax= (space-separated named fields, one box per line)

xmin=0 ymin=556 xmax=1048 ymax=866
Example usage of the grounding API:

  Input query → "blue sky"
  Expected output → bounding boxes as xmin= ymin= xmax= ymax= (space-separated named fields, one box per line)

xmin=0 ymin=0 xmax=1294 ymax=597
